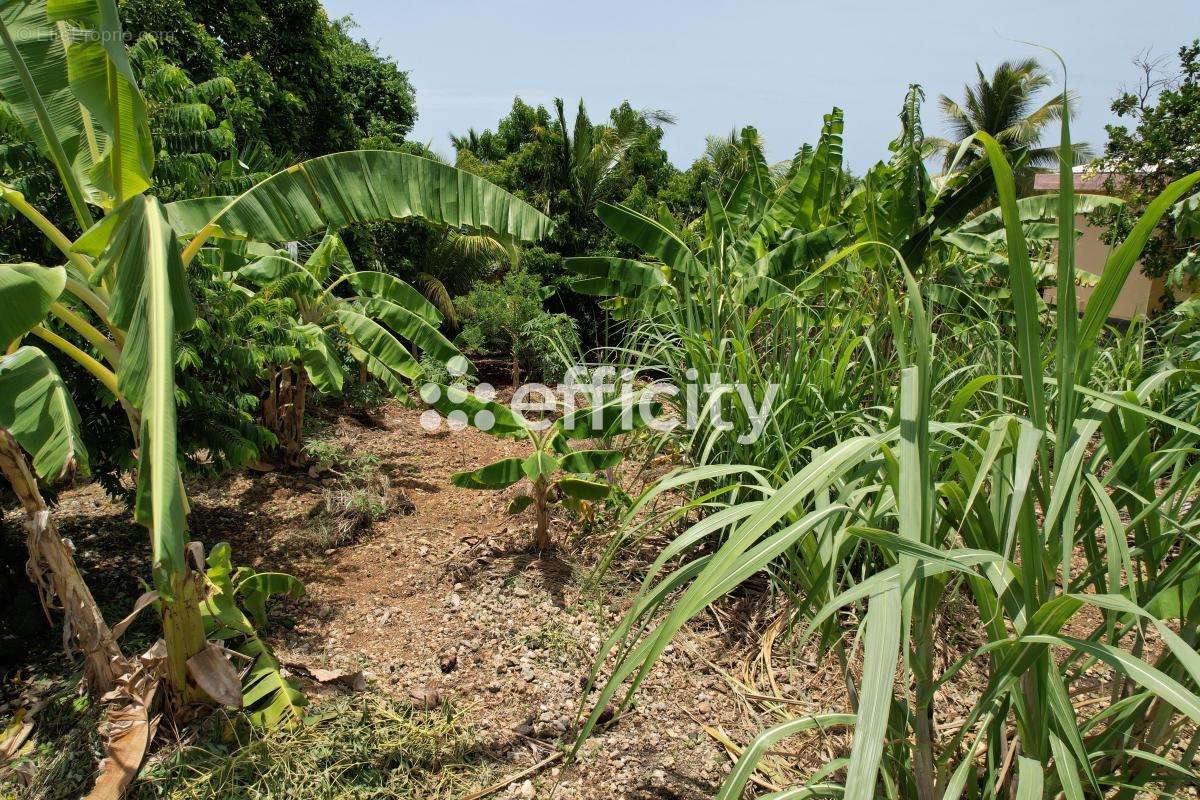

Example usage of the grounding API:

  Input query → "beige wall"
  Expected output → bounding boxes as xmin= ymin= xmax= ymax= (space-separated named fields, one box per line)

xmin=1042 ymin=214 xmax=1160 ymax=320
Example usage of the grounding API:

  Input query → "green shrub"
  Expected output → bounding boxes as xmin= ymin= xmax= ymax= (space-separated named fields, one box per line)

xmin=457 ymin=267 xmax=579 ymax=384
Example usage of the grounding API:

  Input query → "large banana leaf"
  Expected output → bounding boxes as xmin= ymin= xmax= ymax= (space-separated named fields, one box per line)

xmin=294 ymin=322 xmax=343 ymax=394
xmin=236 ymin=255 xmax=324 ymax=299
xmin=335 ymin=307 xmax=420 ymax=382
xmin=0 ymin=0 xmax=95 ymax=217
xmin=0 ymin=345 xmax=87 ymax=478
xmin=165 ymin=196 xmax=232 ymax=235
xmin=346 ymin=271 xmax=442 ymax=325
xmin=98 ymin=195 xmax=195 ymax=593
xmin=0 ymin=262 xmax=64 ymax=346
xmin=595 ymin=202 xmax=703 ymax=278
xmin=46 ymin=0 xmax=153 ymax=202
xmin=188 ymin=151 xmax=553 ymax=247
xmin=565 ymin=256 xmax=668 ymax=298
xmin=954 ymin=193 xmax=1122 ymax=237
xmin=451 ymin=457 xmax=524 ymax=489
xmin=352 ymin=296 xmax=461 ymax=366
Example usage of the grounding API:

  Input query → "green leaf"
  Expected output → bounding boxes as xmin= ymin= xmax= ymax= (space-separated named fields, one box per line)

xmin=294 ymin=322 xmax=343 ymax=395
xmin=236 ymin=255 xmax=323 ymax=299
xmin=237 ymin=571 xmax=304 ymax=631
xmin=595 ymin=201 xmax=703 ymax=278
xmin=976 ymin=132 xmax=1047 ymax=431
xmin=191 ymin=151 xmax=553 ymax=246
xmin=0 ymin=345 xmax=87 ymax=479
xmin=346 ymin=271 xmax=443 ymax=326
xmin=507 ymin=494 xmax=534 ymax=514
xmin=558 ymin=477 xmax=611 ymax=502
xmin=1015 ymin=756 xmax=1043 ymax=800
xmin=558 ymin=395 xmax=659 ymax=439
xmin=100 ymin=196 xmax=194 ymax=595
xmin=352 ymin=297 xmax=461 ymax=367
xmin=419 ymin=382 xmax=527 ymax=439
xmin=564 ymin=256 xmax=668 ymax=299
xmin=843 ymin=586 xmax=901 ymax=800
xmin=0 ymin=0 xmax=96 ymax=222
xmin=521 ymin=451 xmax=557 ymax=481
xmin=0 ymin=263 xmax=64 ymax=346
xmin=335 ymin=307 xmax=420 ymax=383
xmin=558 ymin=448 xmax=623 ymax=474
xmin=47 ymin=0 xmax=154 ymax=202
xmin=451 ymin=457 xmax=524 ymax=490
xmin=954 ymin=193 xmax=1121 ymax=237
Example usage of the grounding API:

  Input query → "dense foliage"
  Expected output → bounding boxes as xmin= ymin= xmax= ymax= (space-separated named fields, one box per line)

xmin=3 ymin=3 xmax=1200 ymax=797
xmin=1094 ymin=40 xmax=1200 ymax=288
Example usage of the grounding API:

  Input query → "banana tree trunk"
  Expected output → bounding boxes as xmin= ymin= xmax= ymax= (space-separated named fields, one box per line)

xmin=0 ymin=430 xmax=124 ymax=695
xmin=161 ymin=567 xmax=206 ymax=706
xmin=533 ymin=478 xmax=550 ymax=551
xmin=263 ymin=364 xmax=309 ymax=468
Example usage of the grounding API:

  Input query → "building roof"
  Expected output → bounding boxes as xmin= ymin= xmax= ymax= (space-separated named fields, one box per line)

xmin=1032 ymin=171 xmax=1123 ymax=193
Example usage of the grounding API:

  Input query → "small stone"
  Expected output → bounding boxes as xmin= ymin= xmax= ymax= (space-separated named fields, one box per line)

xmin=408 ymin=686 xmax=442 ymax=709
xmin=519 ymin=779 xmax=534 ymax=798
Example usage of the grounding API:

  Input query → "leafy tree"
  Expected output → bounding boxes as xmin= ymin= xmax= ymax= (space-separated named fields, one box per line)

xmin=121 ymin=0 xmax=417 ymax=159
xmin=1093 ymin=41 xmax=1200 ymax=288
xmin=457 ymin=268 xmax=578 ymax=385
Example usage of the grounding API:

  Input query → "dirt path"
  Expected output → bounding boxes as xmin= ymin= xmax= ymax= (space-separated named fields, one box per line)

xmin=256 ymin=401 xmax=743 ymax=798
xmin=8 ymin=400 xmax=775 ymax=799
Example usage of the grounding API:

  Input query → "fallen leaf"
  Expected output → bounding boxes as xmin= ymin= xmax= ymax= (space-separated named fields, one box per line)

xmin=85 ymin=681 xmax=158 ymax=800
xmin=187 ymin=644 xmax=243 ymax=708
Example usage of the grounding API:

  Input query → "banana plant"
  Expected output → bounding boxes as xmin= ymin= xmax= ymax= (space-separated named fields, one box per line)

xmin=0 ymin=0 xmax=552 ymax=710
xmin=0 ymin=263 xmax=126 ymax=693
xmin=421 ymin=383 xmax=651 ymax=550
xmin=230 ymin=231 xmax=466 ymax=465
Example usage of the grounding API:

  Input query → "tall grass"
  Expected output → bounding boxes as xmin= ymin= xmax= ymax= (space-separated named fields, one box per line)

xmin=574 ymin=78 xmax=1200 ymax=798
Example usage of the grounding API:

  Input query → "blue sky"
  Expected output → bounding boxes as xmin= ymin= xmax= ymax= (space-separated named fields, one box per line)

xmin=323 ymin=0 xmax=1198 ymax=171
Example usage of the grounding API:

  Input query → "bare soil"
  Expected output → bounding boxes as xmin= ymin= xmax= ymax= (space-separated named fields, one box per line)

xmin=3 ymin=399 xmax=818 ymax=799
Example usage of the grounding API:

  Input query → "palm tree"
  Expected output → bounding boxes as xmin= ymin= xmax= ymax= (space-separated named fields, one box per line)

xmin=935 ymin=58 xmax=1091 ymax=176
xmin=553 ymin=98 xmax=675 ymax=219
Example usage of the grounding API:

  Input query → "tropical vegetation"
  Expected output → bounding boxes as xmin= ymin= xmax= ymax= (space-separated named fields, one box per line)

xmin=1 ymin=3 xmax=1199 ymax=798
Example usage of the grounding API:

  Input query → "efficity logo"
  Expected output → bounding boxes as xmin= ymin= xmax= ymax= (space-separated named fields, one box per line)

xmin=418 ymin=362 xmax=778 ymax=445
